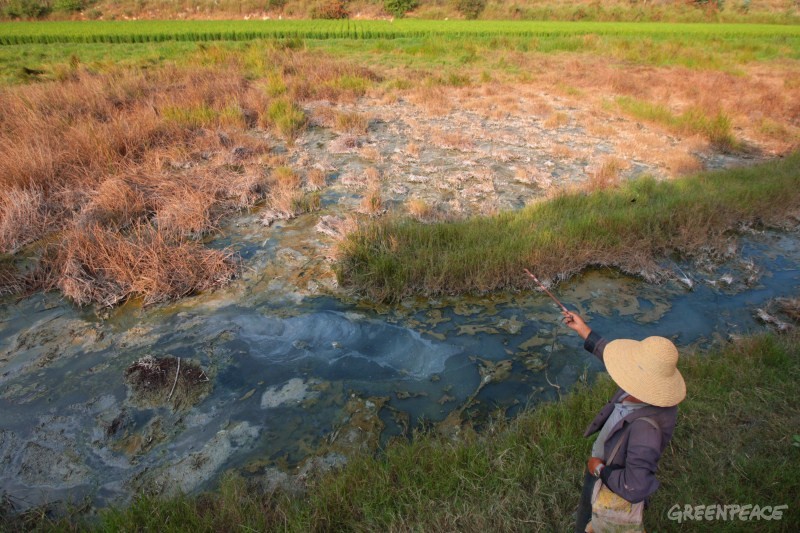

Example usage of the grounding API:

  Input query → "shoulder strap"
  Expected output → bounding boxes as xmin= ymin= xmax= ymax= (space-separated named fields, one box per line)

xmin=606 ymin=416 xmax=661 ymax=464
xmin=638 ymin=416 xmax=660 ymax=432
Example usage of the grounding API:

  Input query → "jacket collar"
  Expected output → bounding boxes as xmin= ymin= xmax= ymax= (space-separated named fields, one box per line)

xmin=606 ymin=404 xmax=665 ymax=437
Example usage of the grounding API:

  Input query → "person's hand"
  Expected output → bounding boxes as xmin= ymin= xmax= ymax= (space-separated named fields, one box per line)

xmin=587 ymin=457 xmax=605 ymax=477
xmin=562 ymin=311 xmax=591 ymax=340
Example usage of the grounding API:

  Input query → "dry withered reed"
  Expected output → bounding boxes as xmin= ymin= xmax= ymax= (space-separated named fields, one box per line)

xmin=50 ymin=224 xmax=237 ymax=307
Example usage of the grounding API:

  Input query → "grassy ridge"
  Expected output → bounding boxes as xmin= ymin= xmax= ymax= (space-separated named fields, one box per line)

xmin=336 ymin=153 xmax=800 ymax=302
xmin=10 ymin=332 xmax=798 ymax=531
xmin=1 ymin=20 xmax=800 ymax=45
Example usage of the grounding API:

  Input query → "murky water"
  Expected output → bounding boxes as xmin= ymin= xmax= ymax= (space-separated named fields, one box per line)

xmin=1 ymin=220 xmax=797 ymax=511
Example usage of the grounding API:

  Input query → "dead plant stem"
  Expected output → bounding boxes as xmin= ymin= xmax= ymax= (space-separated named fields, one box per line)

xmin=167 ymin=357 xmax=180 ymax=401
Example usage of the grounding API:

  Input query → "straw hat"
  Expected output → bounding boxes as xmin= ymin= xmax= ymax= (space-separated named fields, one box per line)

xmin=604 ymin=336 xmax=686 ymax=407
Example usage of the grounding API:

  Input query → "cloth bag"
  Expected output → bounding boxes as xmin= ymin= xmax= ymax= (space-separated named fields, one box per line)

xmin=587 ymin=417 xmax=659 ymax=533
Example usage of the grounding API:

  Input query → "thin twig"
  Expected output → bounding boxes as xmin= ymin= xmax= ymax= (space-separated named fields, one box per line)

xmin=545 ymin=325 xmax=561 ymax=398
xmin=545 ymin=368 xmax=561 ymax=395
xmin=167 ymin=357 xmax=180 ymax=401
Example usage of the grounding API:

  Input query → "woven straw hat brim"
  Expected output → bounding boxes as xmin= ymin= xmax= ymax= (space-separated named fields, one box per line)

xmin=604 ymin=338 xmax=686 ymax=407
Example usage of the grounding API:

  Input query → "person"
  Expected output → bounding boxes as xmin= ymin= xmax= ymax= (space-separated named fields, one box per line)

xmin=562 ymin=311 xmax=685 ymax=533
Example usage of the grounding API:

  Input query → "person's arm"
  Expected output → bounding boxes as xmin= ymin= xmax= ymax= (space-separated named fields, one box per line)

xmin=563 ymin=311 xmax=607 ymax=363
xmin=599 ymin=419 xmax=662 ymax=503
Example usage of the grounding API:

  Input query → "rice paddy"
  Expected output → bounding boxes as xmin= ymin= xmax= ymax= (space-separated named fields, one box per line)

xmin=1 ymin=19 xmax=799 ymax=45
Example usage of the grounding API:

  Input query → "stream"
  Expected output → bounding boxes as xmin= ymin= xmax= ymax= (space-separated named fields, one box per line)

xmin=1 ymin=220 xmax=797 ymax=512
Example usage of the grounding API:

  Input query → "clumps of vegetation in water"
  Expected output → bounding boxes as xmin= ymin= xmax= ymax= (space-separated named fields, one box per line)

xmin=53 ymin=225 xmax=239 ymax=307
xmin=13 ymin=330 xmax=800 ymax=530
xmin=124 ymin=355 xmax=212 ymax=411
xmin=336 ymin=153 xmax=800 ymax=302
xmin=262 ymin=166 xmax=321 ymax=225
xmin=776 ymin=297 xmax=800 ymax=324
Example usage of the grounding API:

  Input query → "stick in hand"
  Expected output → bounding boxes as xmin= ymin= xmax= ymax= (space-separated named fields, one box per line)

xmin=523 ymin=269 xmax=569 ymax=313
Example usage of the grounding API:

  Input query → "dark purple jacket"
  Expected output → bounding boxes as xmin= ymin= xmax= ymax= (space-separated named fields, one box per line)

xmin=583 ymin=331 xmax=678 ymax=504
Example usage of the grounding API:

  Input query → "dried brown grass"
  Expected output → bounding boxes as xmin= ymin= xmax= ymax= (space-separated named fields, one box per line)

xmin=306 ymin=168 xmax=328 ymax=191
xmin=77 ymin=177 xmax=151 ymax=231
xmin=437 ymin=131 xmax=473 ymax=151
xmin=270 ymin=48 xmax=379 ymax=104
xmin=266 ymin=166 xmax=307 ymax=220
xmin=586 ymin=156 xmax=628 ymax=191
xmin=543 ymin=112 xmax=569 ymax=129
xmin=0 ymin=259 xmax=22 ymax=296
xmin=0 ymin=187 xmax=51 ymax=254
xmin=532 ymin=57 xmax=800 ymax=155
xmin=222 ymin=171 xmax=269 ymax=209
xmin=50 ymin=224 xmax=236 ymax=307
xmin=0 ymin=63 xmax=275 ymax=305
xmin=364 ymin=167 xmax=381 ymax=186
xmin=155 ymin=186 xmax=218 ymax=237
xmin=308 ymin=105 xmax=337 ymax=128
xmin=776 ymin=298 xmax=800 ymax=324
xmin=551 ymin=144 xmax=576 ymax=160
xmin=405 ymin=198 xmax=439 ymax=222
xmin=531 ymin=99 xmax=554 ymax=118
xmin=405 ymin=142 xmax=421 ymax=158
xmin=409 ymin=86 xmax=452 ymax=116
xmin=664 ymin=151 xmax=704 ymax=177
xmin=359 ymin=186 xmax=384 ymax=216
xmin=359 ymin=145 xmax=382 ymax=163
xmin=272 ymin=166 xmax=302 ymax=191
xmin=0 ymin=47 xmax=384 ymax=305
xmin=334 ymin=111 xmax=370 ymax=135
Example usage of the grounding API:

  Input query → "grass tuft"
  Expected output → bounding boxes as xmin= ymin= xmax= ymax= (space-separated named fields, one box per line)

xmin=586 ymin=156 xmax=627 ymax=191
xmin=49 ymin=224 xmax=237 ymax=307
xmin=305 ymin=168 xmax=327 ymax=191
xmin=267 ymin=98 xmax=306 ymax=143
xmin=334 ymin=111 xmax=370 ymax=134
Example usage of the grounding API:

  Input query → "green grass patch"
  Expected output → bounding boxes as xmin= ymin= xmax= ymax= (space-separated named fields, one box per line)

xmin=267 ymin=97 xmax=306 ymax=142
xmin=161 ymin=102 xmax=244 ymax=129
xmin=617 ymin=96 xmax=739 ymax=150
xmin=336 ymin=153 xmax=800 ymax=302
xmin=162 ymin=103 xmax=219 ymax=129
xmin=12 ymin=332 xmax=799 ymax=531
xmin=265 ymin=71 xmax=287 ymax=96
xmin=0 ymin=41 xmax=199 ymax=84
xmin=2 ymin=29 xmax=798 ymax=87
xmin=325 ymin=73 xmax=372 ymax=96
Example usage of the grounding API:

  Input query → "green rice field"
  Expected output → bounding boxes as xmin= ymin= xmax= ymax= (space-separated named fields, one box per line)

xmin=1 ymin=19 xmax=800 ymax=45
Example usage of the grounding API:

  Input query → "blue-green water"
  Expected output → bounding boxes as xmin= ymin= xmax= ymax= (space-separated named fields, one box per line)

xmin=0 ymin=228 xmax=797 ymax=510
